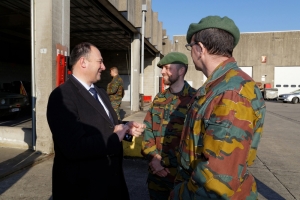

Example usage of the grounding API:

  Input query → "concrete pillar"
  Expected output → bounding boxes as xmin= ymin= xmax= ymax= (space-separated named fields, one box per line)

xmin=153 ymin=53 xmax=160 ymax=96
xmin=109 ymin=0 xmax=127 ymax=11
xmin=151 ymin=12 xmax=158 ymax=46
xmin=127 ymin=0 xmax=142 ymax=28
xmin=145 ymin=0 xmax=152 ymax=40
xmin=131 ymin=33 xmax=141 ymax=111
xmin=157 ymin=22 xmax=162 ymax=51
xmin=34 ymin=0 xmax=70 ymax=153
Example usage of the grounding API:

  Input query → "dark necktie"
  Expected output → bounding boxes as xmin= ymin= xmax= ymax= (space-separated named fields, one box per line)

xmin=89 ymin=87 xmax=99 ymax=101
xmin=89 ymin=88 xmax=114 ymax=125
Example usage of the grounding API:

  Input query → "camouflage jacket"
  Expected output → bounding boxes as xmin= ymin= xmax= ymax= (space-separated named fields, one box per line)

xmin=173 ymin=58 xmax=266 ymax=199
xmin=107 ymin=75 xmax=124 ymax=102
xmin=141 ymin=81 xmax=196 ymax=180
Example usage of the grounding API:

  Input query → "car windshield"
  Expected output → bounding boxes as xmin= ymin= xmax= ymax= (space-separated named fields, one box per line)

xmin=291 ymin=89 xmax=300 ymax=94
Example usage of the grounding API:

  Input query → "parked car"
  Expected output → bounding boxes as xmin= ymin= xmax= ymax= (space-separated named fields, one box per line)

xmin=0 ymin=92 xmax=30 ymax=118
xmin=277 ymin=89 xmax=300 ymax=104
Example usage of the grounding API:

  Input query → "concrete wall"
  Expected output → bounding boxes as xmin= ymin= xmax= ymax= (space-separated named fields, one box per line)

xmin=153 ymin=54 xmax=161 ymax=96
xmin=157 ymin=22 xmax=162 ymax=52
xmin=110 ymin=0 xmax=142 ymax=28
xmin=0 ymin=127 xmax=32 ymax=149
xmin=127 ymin=0 xmax=142 ymax=28
xmin=234 ymin=31 xmax=300 ymax=87
xmin=143 ymin=56 xmax=155 ymax=97
xmin=151 ymin=12 xmax=158 ymax=46
xmin=144 ymin=0 xmax=152 ymax=40
xmin=108 ymin=0 xmax=127 ymax=11
xmin=173 ymin=35 xmax=204 ymax=89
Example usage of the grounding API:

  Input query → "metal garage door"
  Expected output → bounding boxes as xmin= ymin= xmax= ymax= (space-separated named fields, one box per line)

xmin=239 ymin=67 xmax=253 ymax=77
xmin=274 ymin=66 xmax=300 ymax=95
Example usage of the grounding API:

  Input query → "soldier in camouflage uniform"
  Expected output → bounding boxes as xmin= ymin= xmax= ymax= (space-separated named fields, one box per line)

xmin=141 ymin=52 xmax=196 ymax=200
xmin=107 ymin=67 xmax=124 ymax=120
xmin=170 ymin=16 xmax=266 ymax=200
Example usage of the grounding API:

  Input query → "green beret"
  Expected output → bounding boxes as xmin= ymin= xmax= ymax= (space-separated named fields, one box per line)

xmin=186 ymin=15 xmax=240 ymax=47
xmin=157 ymin=52 xmax=188 ymax=68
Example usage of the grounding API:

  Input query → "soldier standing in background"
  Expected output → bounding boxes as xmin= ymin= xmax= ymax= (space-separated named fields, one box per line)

xmin=141 ymin=52 xmax=196 ymax=200
xmin=107 ymin=67 xmax=124 ymax=120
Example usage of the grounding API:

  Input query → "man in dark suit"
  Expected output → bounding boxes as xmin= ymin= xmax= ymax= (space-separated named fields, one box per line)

xmin=47 ymin=42 xmax=145 ymax=199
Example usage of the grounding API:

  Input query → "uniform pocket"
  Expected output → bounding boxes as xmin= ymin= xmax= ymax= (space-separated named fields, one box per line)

xmin=203 ymin=119 xmax=230 ymax=158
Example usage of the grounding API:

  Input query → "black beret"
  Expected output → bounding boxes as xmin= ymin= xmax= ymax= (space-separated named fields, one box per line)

xmin=186 ymin=15 xmax=240 ymax=47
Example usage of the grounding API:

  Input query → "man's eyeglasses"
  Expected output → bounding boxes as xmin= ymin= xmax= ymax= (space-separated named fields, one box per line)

xmin=185 ymin=42 xmax=198 ymax=51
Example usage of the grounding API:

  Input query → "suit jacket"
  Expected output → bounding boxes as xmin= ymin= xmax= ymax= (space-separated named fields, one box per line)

xmin=47 ymin=75 xmax=130 ymax=200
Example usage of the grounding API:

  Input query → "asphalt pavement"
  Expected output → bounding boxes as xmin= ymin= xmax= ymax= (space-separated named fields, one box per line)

xmin=0 ymin=101 xmax=300 ymax=199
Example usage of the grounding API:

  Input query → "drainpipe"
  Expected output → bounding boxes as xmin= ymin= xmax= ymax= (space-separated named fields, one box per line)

xmin=140 ymin=4 xmax=147 ymax=110
xmin=30 ymin=0 xmax=36 ymax=151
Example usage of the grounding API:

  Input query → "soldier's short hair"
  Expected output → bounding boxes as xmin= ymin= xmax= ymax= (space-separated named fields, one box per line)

xmin=175 ymin=63 xmax=188 ymax=76
xmin=110 ymin=67 xmax=119 ymax=74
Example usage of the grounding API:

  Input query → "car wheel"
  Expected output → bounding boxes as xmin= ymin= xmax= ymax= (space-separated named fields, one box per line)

xmin=292 ymin=97 xmax=299 ymax=104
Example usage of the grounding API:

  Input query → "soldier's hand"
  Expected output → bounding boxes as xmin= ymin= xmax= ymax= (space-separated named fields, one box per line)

xmin=126 ymin=121 xmax=145 ymax=137
xmin=155 ymin=168 xmax=169 ymax=177
xmin=169 ymin=190 xmax=174 ymax=200
xmin=150 ymin=154 xmax=165 ymax=174
xmin=114 ymin=124 xmax=129 ymax=141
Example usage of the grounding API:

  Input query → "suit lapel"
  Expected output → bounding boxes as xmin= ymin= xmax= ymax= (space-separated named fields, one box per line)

xmin=69 ymin=76 xmax=114 ymax=126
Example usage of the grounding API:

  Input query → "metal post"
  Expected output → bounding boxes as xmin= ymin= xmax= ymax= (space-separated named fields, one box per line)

xmin=140 ymin=4 xmax=147 ymax=111
xmin=30 ymin=0 xmax=36 ymax=151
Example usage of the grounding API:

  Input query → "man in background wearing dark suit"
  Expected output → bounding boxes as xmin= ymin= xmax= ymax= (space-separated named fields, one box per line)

xmin=47 ymin=42 xmax=145 ymax=199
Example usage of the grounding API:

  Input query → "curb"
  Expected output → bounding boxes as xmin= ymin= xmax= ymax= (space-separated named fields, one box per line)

xmin=0 ymin=153 xmax=54 ymax=182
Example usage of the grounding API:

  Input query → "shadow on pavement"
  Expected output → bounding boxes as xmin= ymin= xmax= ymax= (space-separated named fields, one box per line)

xmin=0 ymin=148 xmax=50 ymax=195
xmin=120 ymin=108 xmax=127 ymax=120
xmin=256 ymin=178 xmax=285 ymax=200
xmin=123 ymin=157 xmax=149 ymax=200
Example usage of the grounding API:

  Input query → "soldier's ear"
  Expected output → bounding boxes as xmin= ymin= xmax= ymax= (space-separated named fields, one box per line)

xmin=178 ymin=66 xmax=185 ymax=76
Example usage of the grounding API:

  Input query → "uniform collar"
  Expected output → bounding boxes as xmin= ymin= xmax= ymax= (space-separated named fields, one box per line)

xmin=160 ymin=81 xmax=193 ymax=98
xmin=196 ymin=57 xmax=237 ymax=98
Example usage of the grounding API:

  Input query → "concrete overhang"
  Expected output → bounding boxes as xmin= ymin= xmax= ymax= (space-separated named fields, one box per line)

xmin=0 ymin=0 xmax=160 ymax=56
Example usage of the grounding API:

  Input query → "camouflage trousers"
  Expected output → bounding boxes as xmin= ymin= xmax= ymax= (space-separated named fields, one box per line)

xmin=111 ymin=101 xmax=121 ymax=120
xmin=147 ymin=172 xmax=174 ymax=200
